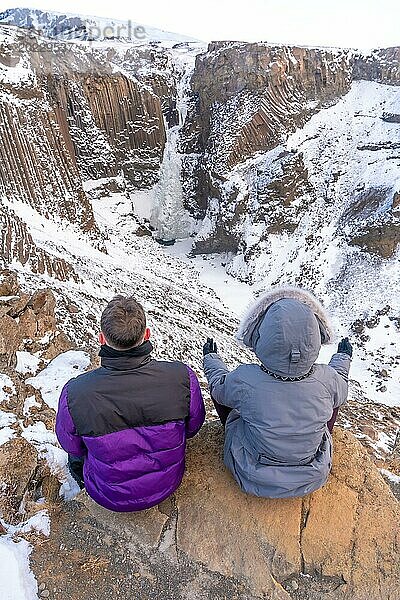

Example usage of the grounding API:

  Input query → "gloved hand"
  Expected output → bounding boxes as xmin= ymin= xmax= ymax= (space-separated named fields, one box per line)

xmin=203 ymin=337 xmax=218 ymax=356
xmin=338 ymin=337 xmax=353 ymax=357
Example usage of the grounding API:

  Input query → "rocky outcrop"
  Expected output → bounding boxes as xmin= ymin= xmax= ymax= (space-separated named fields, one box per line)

xmin=81 ymin=75 xmax=166 ymax=186
xmin=353 ymin=47 xmax=400 ymax=85
xmin=180 ymin=42 xmax=400 ymax=262
xmin=0 ymin=270 xmax=68 ymax=369
xmin=24 ymin=423 xmax=400 ymax=600
xmin=181 ymin=42 xmax=352 ymax=214
xmin=342 ymin=187 xmax=400 ymax=258
xmin=0 ymin=436 xmax=38 ymax=524
xmin=46 ymin=72 xmax=166 ymax=187
xmin=0 ymin=206 xmax=78 ymax=281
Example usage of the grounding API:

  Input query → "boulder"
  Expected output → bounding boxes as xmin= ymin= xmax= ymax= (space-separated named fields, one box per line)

xmin=0 ymin=314 xmax=22 ymax=366
xmin=0 ymin=269 xmax=19 ymax=297
xmin=176 ymin=424 xmax=400 ymax=599
xmin=31 ymin=424 xmax=400 ymax=599
xmin=0 ymin=437 xmax=38 ymax=523
xmin=28 ymin=289 xmax=56 ymax=316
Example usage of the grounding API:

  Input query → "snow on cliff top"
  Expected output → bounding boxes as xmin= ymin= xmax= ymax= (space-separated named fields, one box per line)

xmin=0 ymin=7 xmax=202 ymax=47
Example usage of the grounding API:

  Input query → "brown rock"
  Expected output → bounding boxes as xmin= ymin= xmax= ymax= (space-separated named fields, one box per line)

xmin=41 ymin=474 xmax=61 ymax=503
xmin=176 ymin=424 xmax=300 ymax=598
xmin=80 ymin=492 xmax=169 ymax=549
xmin=0 ymin=437 xmax=38 ymax=523
xmin=0 ymin=270 xmax=19 ymax=297
xmin=135 ymin=225 xmax=153 ymax=237
xmin=18 ymin=308 xmax=39 ymax=340
xmin=175 ymin=424 xmax=400 ymax=599
xmin=0 ymin=314 xmax=22 ymax=366
xmin=26 ymin=423 xmax=400 ymax=599
xmin=6 ymin=293 xmax=31 ymax=318
xmin=42 ymin=332 xmax=74 ymax=361
xmin=359 ymin=425 xmax=379 ymax=441
xmin=349 ymin=224 xmax=400 ymax=259
xmin=28 ymin=289 xmax=56 ymax=316
xmin=36 ymin=315 xmax=57 ymax=338
xmin=66 ymin=303 xmax=79 ymax=314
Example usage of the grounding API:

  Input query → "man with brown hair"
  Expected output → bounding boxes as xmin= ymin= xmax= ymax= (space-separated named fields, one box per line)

xmin=56 ymin=295 xmax=205 ymax=512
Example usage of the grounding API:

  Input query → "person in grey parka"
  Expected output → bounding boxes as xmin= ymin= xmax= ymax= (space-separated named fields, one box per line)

xmin=203 ymin=286 xmax=352 ymax=499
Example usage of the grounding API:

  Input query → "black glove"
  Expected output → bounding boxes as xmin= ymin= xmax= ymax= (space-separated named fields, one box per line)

xmin=203 ymin=337 xmax=218 ymax=356
xmin=338 ymin=337 xmax=353 ymax=357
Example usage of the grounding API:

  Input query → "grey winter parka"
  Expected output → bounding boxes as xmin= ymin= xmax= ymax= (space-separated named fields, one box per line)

xmin=203 ymin=287 xmax=351 ymax=498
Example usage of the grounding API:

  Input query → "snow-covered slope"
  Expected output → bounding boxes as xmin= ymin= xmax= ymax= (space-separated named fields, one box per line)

xmin=0 ymin=7 xmax=200 ymax=46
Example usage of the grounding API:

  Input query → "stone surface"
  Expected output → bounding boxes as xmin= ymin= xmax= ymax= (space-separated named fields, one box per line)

xmin=26 ymin=424 xmax=400 ymax=599
xmin=176 ymin=424 xmax=300 ymax=598
xmin=0 ymin=437 xmax=38 ymax=523
xmin=0 ymin=273 xmax=60 ymax=366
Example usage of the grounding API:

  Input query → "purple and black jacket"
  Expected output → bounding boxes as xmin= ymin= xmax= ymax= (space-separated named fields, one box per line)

xmin=55 ymin=341 xmax=205 ymax=512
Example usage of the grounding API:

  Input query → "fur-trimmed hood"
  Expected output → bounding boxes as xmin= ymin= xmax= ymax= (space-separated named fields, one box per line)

xmin=236 ymin=286 xmax=334 ymax=378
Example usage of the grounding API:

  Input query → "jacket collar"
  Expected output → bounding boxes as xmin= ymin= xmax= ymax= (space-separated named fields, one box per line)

xmin=99 ymin=340 xmax=153 ymax=371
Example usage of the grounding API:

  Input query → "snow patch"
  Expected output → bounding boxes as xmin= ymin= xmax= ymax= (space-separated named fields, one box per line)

xmin=0 ymin=373 xmax=16 ymax=403
xmin=26 ymin=351 xmax=90 ymax=410
xmin=16 ymin=351 xmax=42 ymax=376
xmin=0 ymin=537 xmax=39 ymax=600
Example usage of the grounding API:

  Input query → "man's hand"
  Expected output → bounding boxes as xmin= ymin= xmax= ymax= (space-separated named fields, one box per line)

xmin=338 ymin=337 xmax=353 ymax=357
xmin=203 ymin=337 xmax=218 ymax=356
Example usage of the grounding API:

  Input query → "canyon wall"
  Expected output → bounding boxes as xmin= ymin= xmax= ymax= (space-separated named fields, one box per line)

xmin=179 ymin=41 xmax=400 ymax=266
xmin=0 ymin=24 xmax=169 ymax=278
xmin=1 ymin=17 xmax=400 ymax=280
xmin=180 ymin=43 xmax=352 ymax=221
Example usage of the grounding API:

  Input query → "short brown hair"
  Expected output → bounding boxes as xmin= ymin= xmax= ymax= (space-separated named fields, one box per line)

xmin=100 ymin=295 xmax=146 ymax=350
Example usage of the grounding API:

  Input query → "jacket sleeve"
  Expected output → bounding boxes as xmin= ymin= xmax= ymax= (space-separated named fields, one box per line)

xmin=55 ymin=384 xmax=86 ymax=457
xmin=328 ymin=352 xmax=351 ymax=409
xmin=203 ymin=353 xmax=239 ymax=409
xmin=185 ymin=367 xmax=206 ymax=439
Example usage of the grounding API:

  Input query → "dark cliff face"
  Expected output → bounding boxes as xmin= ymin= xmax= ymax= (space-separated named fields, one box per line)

xmin=0 ymin=25 xmax=170 ymax=279
xmin=353 ymin=47 xmax=400 ymax=85
xmin=179 ymin=41 xmax=400 ymax=260
xmin=180 ymin=42 xmax=352 ymax=225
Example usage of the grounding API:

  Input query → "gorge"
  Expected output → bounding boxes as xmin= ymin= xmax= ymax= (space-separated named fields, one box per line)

xmin=0 ymin=8 xmax=399 ymax=600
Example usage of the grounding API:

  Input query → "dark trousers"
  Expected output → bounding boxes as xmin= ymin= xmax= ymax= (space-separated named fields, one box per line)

xmin=68 ymin=455 xmax=85 ymax=489
xmin=212 ymin=398 xmax=339 ymax=433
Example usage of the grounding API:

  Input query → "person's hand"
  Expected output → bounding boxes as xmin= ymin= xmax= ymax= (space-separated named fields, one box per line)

xmin=338 ymin=337 xmax=353 ymax=357
xmin=203 ymin=337 xmax=218 ymax=356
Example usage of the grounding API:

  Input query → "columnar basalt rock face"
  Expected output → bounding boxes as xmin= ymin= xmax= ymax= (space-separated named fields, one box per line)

xmin=0 ymin=24 xmax=169 ymax=277
xmin=353 ymin=47 xmax=400 ymax=85
xmin=0 ymin=206 xmax=78 ymax=282
xmin=0 ymin=90 xmax=98 ymax=233
xmin=181 ymin=42 xmax=352 ymax=215
xmin=45 ymin=72 xmax=167 ymax=187
xmin=81 ymin=74 xmax=166 ymax=187
xmin=180 ymin=41 xmax=400 ymax=264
